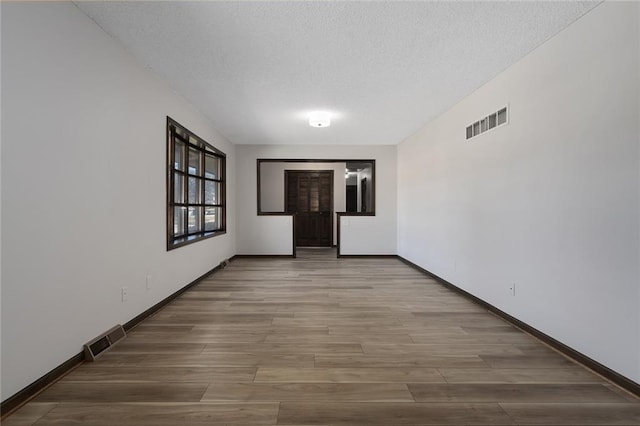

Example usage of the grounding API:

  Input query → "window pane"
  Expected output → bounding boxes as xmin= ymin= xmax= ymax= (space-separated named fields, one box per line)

xmin=466 ymin=126 xmax=472 ymax=139
xmin=205 ymin=155 xmax=219 ymax=179
xmin=473 ymin=121 xmax=480 ymax=136
xmin=188 ymin=206 xmax=202 ymax=233
xmin=174 ymin=173 xmax=184 ymax=203
xmin=174 ymin=140 xmax=185 ymax=171
xmin=204 ymin=181 xmax=219 ymax=205
xmin=174 ymin=206 xmax=186 ymax=236
xmin=205 ymin=207 xmax=220 ymax=231
xmin=188 ymin=148 xmax=201 ymax=175
xmin=188 ymin=177 xmax=201 ymax=204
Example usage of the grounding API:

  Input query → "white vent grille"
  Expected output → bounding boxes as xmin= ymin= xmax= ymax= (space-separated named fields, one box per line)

xmin=466 ymin=106 xmax=508 ymax=140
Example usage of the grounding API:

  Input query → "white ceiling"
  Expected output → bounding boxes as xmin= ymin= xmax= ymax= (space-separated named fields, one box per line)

xmin=74 ymin=1 xmax=599 ymax=145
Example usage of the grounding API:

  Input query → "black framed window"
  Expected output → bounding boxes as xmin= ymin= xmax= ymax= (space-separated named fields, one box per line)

xmin=256 ymin=159 xmax=375 ymax=216
xmin=167 ymin=117 xmax=226 ymax=250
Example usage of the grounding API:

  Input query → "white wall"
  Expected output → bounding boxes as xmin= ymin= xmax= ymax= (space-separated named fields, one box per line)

xmin=398 ymin=2 xmax=640 ymax=382
xmin=237 ymin=145 xmax=397 ymax=255
xmin=1 ymin=2 xmax=236 ymax=400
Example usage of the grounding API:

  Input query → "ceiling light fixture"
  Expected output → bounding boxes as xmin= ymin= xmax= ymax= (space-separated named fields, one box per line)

xmin=309 ymin=111 xmax=331 ymax=128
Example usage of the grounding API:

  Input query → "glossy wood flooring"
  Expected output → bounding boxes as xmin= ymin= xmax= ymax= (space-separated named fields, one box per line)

xmin=6 ymin=249 xmax=640 ymax=425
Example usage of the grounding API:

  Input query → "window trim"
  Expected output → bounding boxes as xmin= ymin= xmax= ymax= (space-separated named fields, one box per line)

xmin=256 ymin=158 xmax=376 ymax=216
xmin=166 ymin=116 xmax=226 ymax=251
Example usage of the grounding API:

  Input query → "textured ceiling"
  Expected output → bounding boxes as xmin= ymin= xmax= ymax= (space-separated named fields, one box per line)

xmin=74 ymin=1 xmax=599 ymax=145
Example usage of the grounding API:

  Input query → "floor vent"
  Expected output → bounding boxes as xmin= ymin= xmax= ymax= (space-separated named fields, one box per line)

xmin=83 ymin=324 xmax=126 ymax=361
xmin=466 ymin=106 xmax=508 ymax=140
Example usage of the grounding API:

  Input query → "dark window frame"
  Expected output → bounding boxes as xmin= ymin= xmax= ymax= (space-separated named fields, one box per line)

xmin=256 ymin=159 xmax=376 ymax=216
xmin=166 ymin=117 xmax=226 ymax=250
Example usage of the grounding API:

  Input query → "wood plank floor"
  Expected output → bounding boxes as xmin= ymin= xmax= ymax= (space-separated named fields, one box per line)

xmin=5 ymin=248 xmax=640 ymax=425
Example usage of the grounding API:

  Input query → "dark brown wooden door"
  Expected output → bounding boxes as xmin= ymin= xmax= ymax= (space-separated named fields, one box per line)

xmin=285 ymin=170 xmax=333 ymax=247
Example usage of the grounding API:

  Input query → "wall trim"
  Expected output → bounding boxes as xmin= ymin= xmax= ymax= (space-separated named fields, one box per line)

xmin=1 ymin=262 xmax=226 ymax=419
xmin=0 ymin=352 xmax=84 ymax=419
xmin=339 ymin=255 xmax=397 ymax=258
xmin=256 ymin=158 xmax=376 ymax=216
xmin=397 ymin=255 xmax=640 ymax=398
xmin=123 ymin=263 xmax=225 ymax=331
xmin=234 ymin=250 xmax=395 ymax=258
xmin=233 ymin=254 xmax=295 ymax=258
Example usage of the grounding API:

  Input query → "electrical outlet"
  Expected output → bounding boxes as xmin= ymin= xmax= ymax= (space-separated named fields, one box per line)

xmin=121 ymin=286 xmax=128 ymax=302
xmin=146 ymin=275 xmax=152 ymax=290
xmin=509 ymin=283 xmax=516 ymax=296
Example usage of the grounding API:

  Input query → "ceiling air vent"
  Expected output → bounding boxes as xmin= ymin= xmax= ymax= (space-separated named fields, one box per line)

xmin=466 ymin=106 xmax=508 ymax=140
xmin=84 ymin=324 xmax=127 ymax=361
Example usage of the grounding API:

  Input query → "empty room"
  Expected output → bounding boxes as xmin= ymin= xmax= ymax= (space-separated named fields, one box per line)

xmin=2 ymin=1 xmax=640 ymax=425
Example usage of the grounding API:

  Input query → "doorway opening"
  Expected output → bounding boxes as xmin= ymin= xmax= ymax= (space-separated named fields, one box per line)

xmin=256 ymin=159 xmax=375 ymax=257
xmin=285 ymin=170 xmax=333 ymax=247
